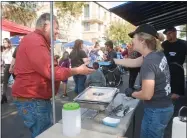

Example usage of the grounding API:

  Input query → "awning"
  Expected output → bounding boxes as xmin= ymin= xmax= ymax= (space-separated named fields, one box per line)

xmin=2 ymin=19 xmax=33 ymax=35
xmin=110 ymin=1 xmax=187 ymax=31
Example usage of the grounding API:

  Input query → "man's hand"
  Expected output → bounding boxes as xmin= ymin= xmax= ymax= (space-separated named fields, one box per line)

xmin=171 ymin=93 xmax=180 ymax=100
xmin=77 ymin=64 xmax=95 ymax=75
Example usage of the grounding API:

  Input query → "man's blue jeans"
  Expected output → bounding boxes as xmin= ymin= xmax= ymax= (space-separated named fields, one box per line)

xmin=140 ymin=105 xmax=174 ymax=138
xmin=73 ymin=75 xmax=86 ymax=94
xmin=14 ymin=99 xmax=52 ymax=138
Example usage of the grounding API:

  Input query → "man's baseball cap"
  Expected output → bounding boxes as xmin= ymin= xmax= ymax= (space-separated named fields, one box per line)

xmin=163 ymin=27 xmax=176 ymax=34
xmin=128 ymin=24 xmax=158 ymax=38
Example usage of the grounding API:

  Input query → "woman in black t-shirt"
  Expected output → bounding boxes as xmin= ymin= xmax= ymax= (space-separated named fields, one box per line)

xmin=69 ymin=39 xmax=89 ymax=94
xmin=114 ymin=24 xmax=174 ymax=138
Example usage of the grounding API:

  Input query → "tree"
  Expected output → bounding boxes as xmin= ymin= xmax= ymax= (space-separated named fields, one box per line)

xmin=55 ymin=2 xmax=85 ymax=18
xmin=179 ymin=25 xmax=187 ymax=39
xmin=54 ymin=2 xmax=85 ymax=40
xmin=106 ymin=21 xmax=136 ymax=45
xmin=2 ymin=2 xmax=38 ymax=27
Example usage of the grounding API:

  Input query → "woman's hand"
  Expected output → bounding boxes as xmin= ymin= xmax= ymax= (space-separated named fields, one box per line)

xmin=9 ymin=65 xmax=14 ymax=73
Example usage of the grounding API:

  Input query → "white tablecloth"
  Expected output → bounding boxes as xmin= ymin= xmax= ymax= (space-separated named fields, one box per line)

xmin=36 ymin=123 xmax=119 ymax=138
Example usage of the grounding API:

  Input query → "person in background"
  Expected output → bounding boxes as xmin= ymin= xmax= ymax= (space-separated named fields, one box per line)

xmin=120 ymin=46 xmax=129 ymax=73
xmin=115 ymin=46 xmax=123 ymax=59
xmin=89 ymin=43 xmax=98 ymax=66
xmin=94 ymin=42 xmax=104 ymax=61
xmin=2 ymin=38 xmax=15 ymax=104
xmin=59 ymin=51 xmax=70 ymax=97
xmin=12 ymin=13 xmax=94 ymax=138
xmin=162 ymin=26 xmax=187 ymax=138
xmin=89 ymin=42 xmax=102 ymax=66
xmin=162 ymin=26 xmax=187 ymax=99
xmin=114 ymin=24 xmax=173 ymax=138
xmin=122 ymin=45 xmax=129 ymax=58
xmin=127 ymin=43 xmax=141 ymax=89
xmin=1 ymin=46 xmax=5 ymax=95
xmin=103 ymin=40 xmax=117 ymax=69
xmin=104 ymin=40 xmax=117 ymax=61
xmin=54 ymin=55 xmax=60 ymax=63
xmin=9 ymin=46 xmax=19 ymax=79
xmin=70 ymin=39 xmax=90 ymax=95
xmin=85 ymin=62 xmax=106 ymax=87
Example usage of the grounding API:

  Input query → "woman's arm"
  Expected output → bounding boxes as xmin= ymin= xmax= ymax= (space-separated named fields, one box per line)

xmin=113 ymin=56 xmax=143 ymax=68
xmin=82 ymin=58 xmax=90 ymax=65
xmin=80 ymin=50 xmax=90 ymax=65
xmin=9 ymin=58 xmax=16 ymax=73
xmin=132 ymin=80 xmax=155 ymax=100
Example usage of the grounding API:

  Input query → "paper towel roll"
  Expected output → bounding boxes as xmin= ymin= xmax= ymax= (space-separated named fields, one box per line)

xmin=172 ymin=117 xmax=187 ymax=138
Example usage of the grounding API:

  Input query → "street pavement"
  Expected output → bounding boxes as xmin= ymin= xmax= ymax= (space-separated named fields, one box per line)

xmin=1 ymin=74 xmax=140 ymax=138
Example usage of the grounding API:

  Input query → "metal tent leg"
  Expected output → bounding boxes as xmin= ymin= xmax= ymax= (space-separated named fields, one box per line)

xmin=50 ymin=2 xmax=56 ymax=125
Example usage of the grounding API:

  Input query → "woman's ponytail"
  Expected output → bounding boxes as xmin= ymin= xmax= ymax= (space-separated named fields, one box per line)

xmin=156 ymin=33 xmax=165 ymax=51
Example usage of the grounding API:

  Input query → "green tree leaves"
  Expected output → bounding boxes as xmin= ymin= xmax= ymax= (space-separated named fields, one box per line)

xmin=54 ymin=2 xmax=84 ymax=18
xmin=2 ymin=2 xmax=37 ymax=26
xmin=106 ymin=21 xmax=135 ymax=45
xmin=54 ymin=2 xmax=85 ymax=40
xmin=179 ymin=25 xmax=187 ymax=39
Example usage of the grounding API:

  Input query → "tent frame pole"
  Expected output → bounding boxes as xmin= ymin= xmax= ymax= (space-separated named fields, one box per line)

xmin=50 ymin=2 xmax=56 ymax=125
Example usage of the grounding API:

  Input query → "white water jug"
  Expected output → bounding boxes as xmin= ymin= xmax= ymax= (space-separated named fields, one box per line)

xmin=62 ymin=102 xmax=81 ymax=137
xmin=172 ymin=106 xmax=187 ymax=138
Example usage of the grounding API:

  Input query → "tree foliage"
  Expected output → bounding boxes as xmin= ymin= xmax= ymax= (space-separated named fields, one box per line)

xmin=106 ymin=21 xmax=136 ymax=45
xmin=55 ymin=2 xmax=85 ymax=18
xmin=179 ymin=25 xmax=187 ymax=38
xmin=54 ymin=2 xmax=85 ymax=40
xmin=2 ymin=2 xmax=38 ymax=26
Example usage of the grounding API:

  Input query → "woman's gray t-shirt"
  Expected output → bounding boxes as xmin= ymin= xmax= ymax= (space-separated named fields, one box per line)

xmin=140 ymin=51 xmax=172 ymax=108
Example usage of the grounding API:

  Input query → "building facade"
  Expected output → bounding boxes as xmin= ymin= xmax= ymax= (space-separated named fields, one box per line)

xmin=81 ymin=2 xmax=126 ymax=44
xmin=34 ymin=2 xmax=126 ymax=44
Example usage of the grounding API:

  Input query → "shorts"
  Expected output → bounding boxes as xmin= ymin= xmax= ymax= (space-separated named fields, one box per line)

xmin=62 ymin=80 xmax=68 ymax=84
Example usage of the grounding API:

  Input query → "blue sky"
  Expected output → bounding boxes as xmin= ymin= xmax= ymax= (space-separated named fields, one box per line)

xmin=97 ymin=2 xmax=125 ymax=9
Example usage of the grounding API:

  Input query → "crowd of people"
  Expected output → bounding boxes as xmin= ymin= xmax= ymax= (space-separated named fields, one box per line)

xmin=1 ymin=12 xmax=187 ymax=138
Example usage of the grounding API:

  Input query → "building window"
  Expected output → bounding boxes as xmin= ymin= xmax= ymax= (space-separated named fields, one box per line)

xmin=98 ymin=6 xmax=100 ymax=19
xmin=98 ymin=24 xmax=101 ymax=31
xmin=84 ymin=4 xmax=90 ymax=18
xmin=114 ymin=17 xmax=117 ymax=21
xmin=84 ymin=22 xmax=90 ymax=31
xmin=110 ymin=13 xmax=112 ymax=22
xmin=104 ymin=25 xmax=107 ymax=31
xmin=104 ymin=11 xmax=107 ymax=20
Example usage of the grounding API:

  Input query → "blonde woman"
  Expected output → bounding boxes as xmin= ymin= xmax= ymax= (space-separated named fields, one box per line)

xmin=114 ymin=24 xmax=173 ymax=138
xmin=2 ymin=38 xmax=15 ymax=104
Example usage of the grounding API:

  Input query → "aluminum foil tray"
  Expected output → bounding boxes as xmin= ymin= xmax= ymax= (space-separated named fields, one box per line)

xmin=74 ymin=86 xmax=119 ymax=104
